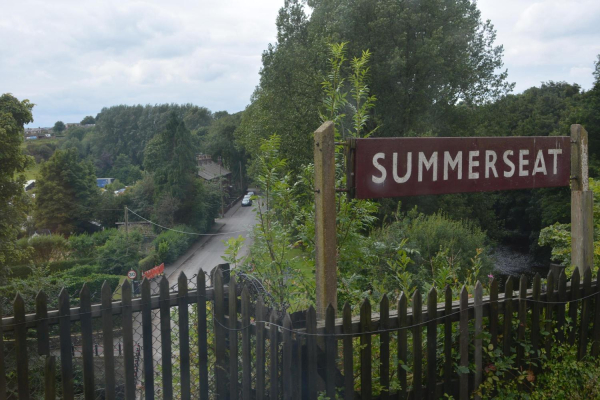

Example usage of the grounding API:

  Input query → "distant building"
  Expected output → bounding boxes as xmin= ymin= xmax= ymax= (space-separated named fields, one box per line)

xmin=65 ymin=123 xmax=81 ymax=129
xmin=96 ymin=178 xmax=115 ymax=188
xmin=197 ymin=154 xmax=232 ymax=183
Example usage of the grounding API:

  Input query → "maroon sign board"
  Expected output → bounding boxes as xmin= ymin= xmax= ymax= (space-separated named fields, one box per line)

xmin=353 ymin=136 xmax=571 ymax=199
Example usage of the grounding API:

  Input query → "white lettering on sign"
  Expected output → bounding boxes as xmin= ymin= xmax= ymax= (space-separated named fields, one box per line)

xmin=393 ymin=152 xmax=412 ymax=183
xmin=372 ymin=153 xmax=386 ymax=183
xmin=532 ymin=150 xmax=547 ymax=175
xmin=504 ymin=150 xmax=515 ymax=177
xmin=468 ymin=151 xmax=480 ymax=179
xmin=485 ymin=150 xmax=498 ymax=178
xmin=548 ymin=149 xmax=562 ymax=174
xmin=444 ymin=151 xmax=462 ymax=180
xmin=371 ymin=148 xmax=565 ymax=185
xmin=519 ymin=150 xmax=529 ymax=176
xmin=418 ymin=152 xmax=438 ymax=182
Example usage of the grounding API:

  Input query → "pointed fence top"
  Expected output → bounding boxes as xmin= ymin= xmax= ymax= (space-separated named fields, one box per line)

xmin=101 ymin=280 xmax=112 ymax=296
xmin=35 ymin=290 xmax=47 ymax=303
xmin=80 ymin=282 xmax=90 ymax=297
xmin=571 ymin=266 xmax=581 ymax=280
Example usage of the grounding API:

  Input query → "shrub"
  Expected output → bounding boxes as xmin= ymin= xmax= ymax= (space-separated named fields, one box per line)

xmin=62 ymin=273 xmax=121 ymax=299
xmin=68 ymin=264 xmax=101 ymax=277
xmin=27 ymin=234 xmax=69 ymax=264
xmin=68 ymin=232 xmax=96 ymax=259
xmin=139 ymin=252 xmax=158 ymax=272
xmin=96 ymin=231 xmax=142 ymax=275
xmin=8 ymin=257 xmax=96 ymax=279
xmin=153 ymin=226 xmax=196 ymax=264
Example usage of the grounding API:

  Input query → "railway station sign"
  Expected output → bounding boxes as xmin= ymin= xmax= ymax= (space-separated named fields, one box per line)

xmin=353 ymin=136 xmax=571 ymax=199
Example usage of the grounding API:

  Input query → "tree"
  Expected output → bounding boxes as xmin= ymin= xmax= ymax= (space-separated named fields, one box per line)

xmin=53 ymin=120 xmax=66 ymax=133
xmin=0 ymin=93 xmax=33 ymax=273
xmin=238 ymin=0 xmax=513 ymax=170
xmin=80 ymin=115 xmax=95 ymax=125
xmin=34 ymin=148 xmax=99 ymax=234
xmin=143 ymin=112 xmax=197 ymax=198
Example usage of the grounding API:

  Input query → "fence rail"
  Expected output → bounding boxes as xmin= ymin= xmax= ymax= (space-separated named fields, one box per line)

xmin=2 ymin=265 xmax=600 ymax=399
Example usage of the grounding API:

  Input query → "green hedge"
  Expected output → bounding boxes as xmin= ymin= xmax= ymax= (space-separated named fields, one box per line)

xmin=9 ymin=258 xmax=96 ymax=279
xmin=63 ymin=274 xmax=121 ymax=298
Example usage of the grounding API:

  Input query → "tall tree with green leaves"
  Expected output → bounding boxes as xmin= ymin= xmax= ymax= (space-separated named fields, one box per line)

xmin=143 ymin=112 xmax=197 ymax=198
xmin=237 ymin=0 xmax=513 ymax=170
xmin=53 ymin=120 xmax=66 ymax=133
xmin=34 ymin=148 xmax=99 ymax=234
xmin=0 ymin=93 xmax=33 ymax=272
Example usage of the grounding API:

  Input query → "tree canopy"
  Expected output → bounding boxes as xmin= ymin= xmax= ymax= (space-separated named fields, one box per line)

xmin=53 ymin=121 xmax=65 ymax=133
xmin=80 ymin=115 xmax=95 ymax=125
xmin=34 ymin=148 xmax=99 ymax=234
xmin=0 ymin=93 xmax=33 ymax=272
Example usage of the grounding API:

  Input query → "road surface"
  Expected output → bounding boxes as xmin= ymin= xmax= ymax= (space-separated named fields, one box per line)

xmin=163 ymin=198 xmax=257 ymax=284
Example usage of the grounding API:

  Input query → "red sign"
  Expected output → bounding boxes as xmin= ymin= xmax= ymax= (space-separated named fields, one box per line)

xmin=143 ymin=263 xmax=165 ymax=279
xmin=354 ymin=136 xmax=571 ymax=199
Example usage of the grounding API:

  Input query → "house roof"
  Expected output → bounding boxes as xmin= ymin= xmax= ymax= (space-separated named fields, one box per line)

xmin=198 ymin=161 xmax=232 ymax=181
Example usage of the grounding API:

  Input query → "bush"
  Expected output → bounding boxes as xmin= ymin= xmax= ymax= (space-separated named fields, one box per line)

xmin=139 ymin=252 xmax=158 ymax=272
xmin=62 ymin=273 xmax=121 ymax=299
xmin=153 ymin=226 xmax=196 ymax=264
xmin=403 ymin=209 xmax=491 ymax=283
xmin=8 ymin=257 xmax=96 ymax=279
xmin=27 ymin=234 xmax=69 ymax=264
xmin=96 ymin=231 xmax=142 ymax=275
xmin=68 ymin=233 xmax=96 ymax=259
xmin=478 ymin=342 xmax=600 ymax=399
xmin=68 ymin=264 xmax=101 ymax=277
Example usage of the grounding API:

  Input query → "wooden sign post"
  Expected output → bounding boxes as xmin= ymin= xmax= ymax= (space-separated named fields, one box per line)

xmin=571 ymin=124 xmax=594 ymax=274
xmin=314 ymin=122 xmax=337 ymax=319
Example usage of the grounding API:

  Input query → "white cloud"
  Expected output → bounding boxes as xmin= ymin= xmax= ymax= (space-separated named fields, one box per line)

xmin=3 ymin=0 xmax=600 ymax=127
xmin=0 ymin=0 xmax=283 ymax=127
xmin=478 ymin=0 xmax=600 ymax=92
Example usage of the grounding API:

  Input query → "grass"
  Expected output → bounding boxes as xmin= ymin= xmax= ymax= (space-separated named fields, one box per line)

xmin=22 ymin=160 xmax=41 ymax=180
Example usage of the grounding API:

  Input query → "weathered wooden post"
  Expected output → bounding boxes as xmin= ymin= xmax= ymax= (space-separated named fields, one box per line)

xmin=571 ymin=124 xmax=593 ymax=275
xmin=314 ymin=121 xmax=337 ymax=318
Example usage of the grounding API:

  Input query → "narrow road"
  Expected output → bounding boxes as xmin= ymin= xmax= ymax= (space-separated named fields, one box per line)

xmin=164 ymin=197 xmax=257 ymax=284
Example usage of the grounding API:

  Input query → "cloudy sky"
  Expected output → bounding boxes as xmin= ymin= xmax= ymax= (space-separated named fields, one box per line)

xmin=1 ymin=0 xmax=599 ymax=128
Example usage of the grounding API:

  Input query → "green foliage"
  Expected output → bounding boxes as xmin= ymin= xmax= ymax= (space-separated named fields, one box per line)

xmin=139 ymin=252 xmax=158 ymax=272
xmin=61 ymin=273 xmax=121 ymax=299
xmin=23 ymin=233 xmax=69 ymax=264
xmin=80 ymin=115 xmax=95 ymax=125
xmin=110 ymin=154 xmax=142 ymax=185
xmin=203 ymin=112 xmax=246 ymax=179
xmin=68 ymin=232 xmax=96 ymax=259
xmin=0 ymin=264 xmax=67 ymax=313
xmin=221 ymin=235 xmax=246 ymax=269
xmin=34 ymin=148 xmax=99 ymax=234
xmin=0 ymin=93 xmax=33 ymax=274
xmin=539 ymin=179 xmax=600 ymax=271
xmin=403 ymin=210 xmax=491 ymax=282
xmin=53 ymin=120 xmax=65 ymax=133
xmin=153 ymin=226 xmax=196 ymax=265
xmin=477 ymin=342 xmax=600 ymax=399
xmin=7 ymin=257 xmax=97 ymax=279
xmin=96 ymin=230 xmax=142 ymax=275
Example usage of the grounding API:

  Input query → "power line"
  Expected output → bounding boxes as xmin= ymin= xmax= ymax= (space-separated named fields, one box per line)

xmin=126 ymin=207 xmax=250 ymax=237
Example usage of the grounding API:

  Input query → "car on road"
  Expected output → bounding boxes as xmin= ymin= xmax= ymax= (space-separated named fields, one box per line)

xmin=242 ymin=196 xmax=252 ymax=207
xmin=247 ymin=191 xmax=255 ymax=196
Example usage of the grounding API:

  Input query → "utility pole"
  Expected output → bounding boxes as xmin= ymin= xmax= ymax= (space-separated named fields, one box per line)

xmin=124 ymin=206 xmax=129 ymax=238
xmin=239 ymin=161 xmax=243 ymax=193
xmin=219 ymin=157 xmax=224 ymax=218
